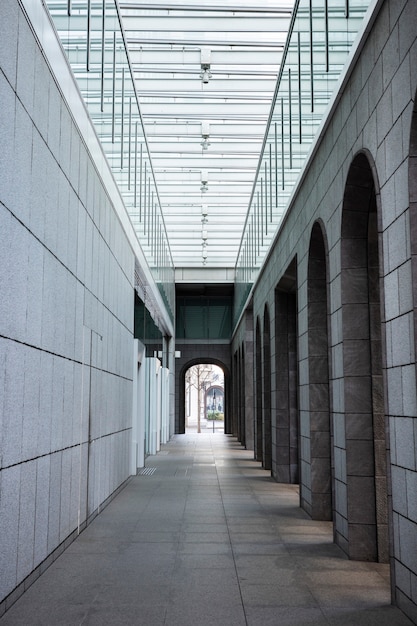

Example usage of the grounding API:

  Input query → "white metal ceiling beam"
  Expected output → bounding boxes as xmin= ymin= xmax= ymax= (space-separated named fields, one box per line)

xmin=165 ymin=228 xmax=245 ymax=235
xmin=122 ymin=16 xmax=289 ymax=31
xmin=140 ymin=105 xmax=270 ymax=116
xmin=152 ymin=171 xmax=259 ymax=179
xmin=119 ymin=3 xmax=293 ymax=14
xmin=163 ymin=208 xmax=249 ymax=214
xmin=168 ymin=230 xmax=243 ymax=238
xmin=147 ymin=152 xmax=262 ymax=159
xmin=146 ymin=135 xmax=264 ymax=144
xmin=127 ymin=49 xmax=283 ymax=64
xmin=151 ymin=169 xmax=261 ymax=179
xmin=143 ymin=122 xmax=265 ymax=135
xmin=129 ymin=79 xmax=276 ymax=91
xmin=139 ymin=93 xmax=273 ymax=102
xmin=126 ymin=38 xmax=284 ymax=48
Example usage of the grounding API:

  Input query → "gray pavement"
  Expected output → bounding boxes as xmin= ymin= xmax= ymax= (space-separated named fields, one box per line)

xmin=1 ymin=433 xmax=413 ymax=625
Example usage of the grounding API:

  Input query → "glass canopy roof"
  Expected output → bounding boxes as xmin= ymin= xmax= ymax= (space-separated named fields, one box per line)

xmin=119 ymin=1 xmax=293 ymax=270
xmin=46 ymin=0 xmax=371 ymax=304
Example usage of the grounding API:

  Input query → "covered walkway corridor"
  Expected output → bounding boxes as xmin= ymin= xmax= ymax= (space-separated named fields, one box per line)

xmin=0 ymin=434 xmax=412 ymax=626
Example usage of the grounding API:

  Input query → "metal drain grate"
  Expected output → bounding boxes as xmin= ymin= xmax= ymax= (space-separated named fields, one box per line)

xmin=137 ymin=467 xmax=156 ymax=476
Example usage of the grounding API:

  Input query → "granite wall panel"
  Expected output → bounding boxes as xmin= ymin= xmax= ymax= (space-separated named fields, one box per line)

xmin=34 ymin=455 xmax=51 ymax=566
xmin=17 ymin=461 xmax=36 ymax=582
xmin=0 ymin=0 xmax=135 ymax=608
xmin=0 ymin=465 xmax=21 ymax=599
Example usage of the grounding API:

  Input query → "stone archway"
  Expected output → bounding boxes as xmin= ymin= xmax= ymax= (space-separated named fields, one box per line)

xmin=238 ymin=345 xmax=246 ymax=447
xmin=255 ymin=318 xmax=263 ymax=462
xmin=178 ymin=358 xmax=230 ymax=434
xmin=263 ymin=305 xmax=272 ymax=471
xmin=274 ymin=258 xmax=299 ymax=483
xmin=306 ymin=221 xmax=333 ymax=521
xmin=340 ymin=152 xmax=388 ymax=562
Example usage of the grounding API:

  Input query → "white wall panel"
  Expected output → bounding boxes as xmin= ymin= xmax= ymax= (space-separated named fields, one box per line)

xmin=0 ymin=0 xmax=136 ymax=607
xmin=0 ymin=465 xmax=21 ymax=599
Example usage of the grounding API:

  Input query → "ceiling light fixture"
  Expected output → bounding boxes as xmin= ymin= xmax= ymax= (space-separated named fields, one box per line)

xmin=200 ymin=48 xmax=212 ymax=85
xmin=200 ymin=169 xmax=208 ymax=193
xmin=200 ymin=121 xmax=210 ymax=151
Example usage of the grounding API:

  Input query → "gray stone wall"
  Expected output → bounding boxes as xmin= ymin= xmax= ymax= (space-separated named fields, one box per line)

xmin=0 ymin=1 xmax=135 ymax=606
xmin=233 ymin=0 xmax=417 ymax=621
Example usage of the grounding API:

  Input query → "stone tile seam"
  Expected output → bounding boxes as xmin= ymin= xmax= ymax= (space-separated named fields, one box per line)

xmin=1 ymin=428 xmax=133 ymax=472
xmin=0 ymin=333 xmax=134 ymax=383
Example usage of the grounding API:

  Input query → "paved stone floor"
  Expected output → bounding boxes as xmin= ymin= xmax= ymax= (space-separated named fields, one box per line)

xmin=1 ymin=433 xmax=414 ymax=625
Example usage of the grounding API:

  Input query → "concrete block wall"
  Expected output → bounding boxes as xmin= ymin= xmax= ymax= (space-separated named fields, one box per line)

xmin=232 ymin=0 xmax=417 ymax=621
xmin=0 ymin=0 xmax=135 ymax=607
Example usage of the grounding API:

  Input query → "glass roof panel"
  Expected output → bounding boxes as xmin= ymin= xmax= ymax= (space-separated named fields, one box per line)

xmin=46 ymin=0 xmax=372 ymax=291
xmin=118 ymin=1 xmax=293 ymax=269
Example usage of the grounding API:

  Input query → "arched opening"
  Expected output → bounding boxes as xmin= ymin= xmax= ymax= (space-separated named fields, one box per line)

xmin=240 ymin=345 xmax=246 ymax=448
xmin=177 ymin=357 xmax=231 ymax=434
xmin=184 ymin=363 xmax=225 ymax=433
xmin=274 ymin=258 xmax=299 ymax=483
xmin=233 ymin=349 xmax=239 ymax=440
xmin=263 ymin=305 xmax=272 ymax=471
xmin=255 ymin=318 xmax=263 ymax=462
xmin=340 ymin=152 xmax=388 ymax=562
xmin=306 ymin=221 xmax=333 ymax=521
xmin=234 ymin=345 xmax=246 ymax=447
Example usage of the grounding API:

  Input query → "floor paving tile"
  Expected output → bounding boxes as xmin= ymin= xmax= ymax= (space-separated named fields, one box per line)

xmin=0 ymin=433 xmax=414 ymax=626
xmin=322 ymin=606 xmax=415 ymax=626
xmin=245 ymin=605 xmax=328 ymax=625
xmin=239 ymin=581 xmax=319 ymax=608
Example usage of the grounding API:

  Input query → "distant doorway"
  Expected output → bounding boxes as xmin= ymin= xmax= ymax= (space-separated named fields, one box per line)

xmin=185 ymin=364 xmax=225 ymax=433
